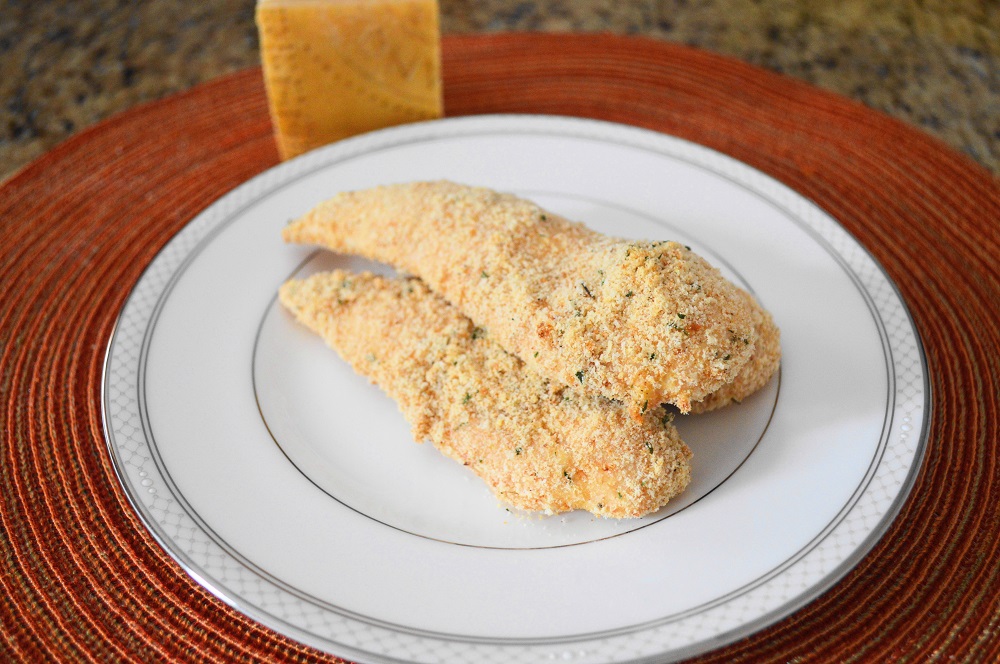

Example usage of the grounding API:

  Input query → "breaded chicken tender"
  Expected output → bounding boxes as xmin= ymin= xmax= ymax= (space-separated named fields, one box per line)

xmin=279 ymin=270 xmax=692 ymax=518
xmin=690 ymin=289 xmax=781 ymax=413
xmin=283 ymin=181 xmax=758 ymax=416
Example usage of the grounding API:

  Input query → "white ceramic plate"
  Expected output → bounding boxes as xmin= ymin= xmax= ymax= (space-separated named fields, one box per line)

xmin=103 ymin=115 xmax=928 ymax=663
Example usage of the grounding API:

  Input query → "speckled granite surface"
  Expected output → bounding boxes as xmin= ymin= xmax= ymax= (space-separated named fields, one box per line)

xmin=1 ymin=0 xmax=997 ymax=181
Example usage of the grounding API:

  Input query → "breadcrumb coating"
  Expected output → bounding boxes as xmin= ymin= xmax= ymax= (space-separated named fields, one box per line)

xmin=283 ymin=181 xmax=758 ymax=416
xmin=279 ymin=270 xmax=692 ymax=518
xmin=690 ymin=289 xmax=781 ymax=413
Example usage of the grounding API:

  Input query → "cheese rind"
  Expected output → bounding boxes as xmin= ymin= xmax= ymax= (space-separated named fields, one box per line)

xmin=256 ymin=0 xmax=443 ymax=160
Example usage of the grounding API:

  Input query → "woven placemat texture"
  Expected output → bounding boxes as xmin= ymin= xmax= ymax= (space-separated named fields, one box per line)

xmin=2 ymin=33 xmax=998 ymax=663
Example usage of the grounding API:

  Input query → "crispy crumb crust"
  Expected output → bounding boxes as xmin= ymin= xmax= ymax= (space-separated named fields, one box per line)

xmin=283 ymin=180 xmax=758 ymax=415
xmin=279 ymin=270 xmax=692 ymax=518
xmin=690 ymin=288 xmax=781 ymax=413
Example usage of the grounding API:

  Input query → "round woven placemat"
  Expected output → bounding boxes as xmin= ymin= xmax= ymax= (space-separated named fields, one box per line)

xmin=2 ymin=33 xmax=998 ymax=663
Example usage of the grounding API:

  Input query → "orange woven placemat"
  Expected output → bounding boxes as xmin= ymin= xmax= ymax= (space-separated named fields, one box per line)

xmin=2 ymin=33 xmax=998 ymax=663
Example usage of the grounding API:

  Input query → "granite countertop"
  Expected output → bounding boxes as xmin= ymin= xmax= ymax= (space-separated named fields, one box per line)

xmin=1 ymin=0 xmax=997 ymax=182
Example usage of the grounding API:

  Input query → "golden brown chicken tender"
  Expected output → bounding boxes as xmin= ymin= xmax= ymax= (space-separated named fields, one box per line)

xmin=283 ymin=181 xmax=758 ymax=416
xmin=279 ymin=270 xmax=692 ymax=518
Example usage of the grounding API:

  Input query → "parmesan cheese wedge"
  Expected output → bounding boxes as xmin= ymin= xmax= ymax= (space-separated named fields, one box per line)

xmin=256 ymin=0 xmax=443 ymax=160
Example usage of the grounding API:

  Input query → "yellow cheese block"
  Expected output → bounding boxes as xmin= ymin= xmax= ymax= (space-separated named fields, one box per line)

xmin=256 ymin=0 xmax=443 ymax=160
